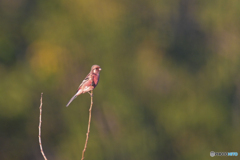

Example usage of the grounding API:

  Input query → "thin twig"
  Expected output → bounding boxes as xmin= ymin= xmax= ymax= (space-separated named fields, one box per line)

xmin=39 ymin=93 xmax=48 ymax=160
xmin=81 ymin=90 xmax=93 ymax=160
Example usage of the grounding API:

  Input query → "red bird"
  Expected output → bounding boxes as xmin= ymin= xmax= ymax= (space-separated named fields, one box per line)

xmin=66 ymin=65 xmax=101 ymax=107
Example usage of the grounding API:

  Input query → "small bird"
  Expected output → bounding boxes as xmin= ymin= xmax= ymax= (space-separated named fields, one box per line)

xmin=66 ymin=65 xmax=101 ymax=107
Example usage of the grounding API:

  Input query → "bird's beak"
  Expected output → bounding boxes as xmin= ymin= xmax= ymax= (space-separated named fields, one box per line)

xmin=99 ymin=68 xmax=102 ymax=71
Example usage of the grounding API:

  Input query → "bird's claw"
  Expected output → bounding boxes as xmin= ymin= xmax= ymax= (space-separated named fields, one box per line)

xmin=88 ymin=92 xmax=93 ymax=97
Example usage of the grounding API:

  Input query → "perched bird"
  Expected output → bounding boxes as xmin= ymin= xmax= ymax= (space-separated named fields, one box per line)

xmin=66 ymin=65 xmax=101 ymax=107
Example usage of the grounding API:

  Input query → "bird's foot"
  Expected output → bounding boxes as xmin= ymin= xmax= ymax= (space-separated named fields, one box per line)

xmin=88 ymin=92 xmax=93 ymax=97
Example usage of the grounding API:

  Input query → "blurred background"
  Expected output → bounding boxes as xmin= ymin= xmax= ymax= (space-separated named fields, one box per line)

xmin=0 ymin=0 xmax=240 ymax=159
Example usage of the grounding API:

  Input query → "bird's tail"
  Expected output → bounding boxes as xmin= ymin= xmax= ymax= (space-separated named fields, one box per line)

xmin=66 ymin=94 xmax=78 ymax=107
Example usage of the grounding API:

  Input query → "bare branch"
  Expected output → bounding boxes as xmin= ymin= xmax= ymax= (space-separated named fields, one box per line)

xmin=39 ymin=93 xmax=48 ymax=160
xmin=81 ymin=90 xmax=94 ymax=160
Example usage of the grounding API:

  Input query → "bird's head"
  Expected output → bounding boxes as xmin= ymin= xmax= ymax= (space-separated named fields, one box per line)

xmin=91 ymin=65 xmax=101 ymax=74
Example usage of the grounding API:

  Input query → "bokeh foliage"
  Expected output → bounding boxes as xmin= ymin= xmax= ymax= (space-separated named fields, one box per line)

xmin=0 ymin=0 xmax=240 ymax=159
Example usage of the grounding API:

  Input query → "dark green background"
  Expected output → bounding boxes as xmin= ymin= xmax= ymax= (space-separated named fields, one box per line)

xmin=0 ymin=0 xmax=239 ymax=159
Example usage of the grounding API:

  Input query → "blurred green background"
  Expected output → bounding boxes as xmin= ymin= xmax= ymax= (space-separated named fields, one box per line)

xmin=0 ymin=0 xmax=240 ymax=159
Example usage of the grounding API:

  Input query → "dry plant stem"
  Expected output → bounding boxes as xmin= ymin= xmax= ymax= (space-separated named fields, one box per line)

xmin=39 ymin=93 xmax=48 ymax=160
xmin=81 ymin=90 xmax=93 ymax=160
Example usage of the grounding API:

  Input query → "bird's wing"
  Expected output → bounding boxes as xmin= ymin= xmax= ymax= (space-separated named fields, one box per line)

xmin=78 ymin=73 xmax=90 ymax=90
